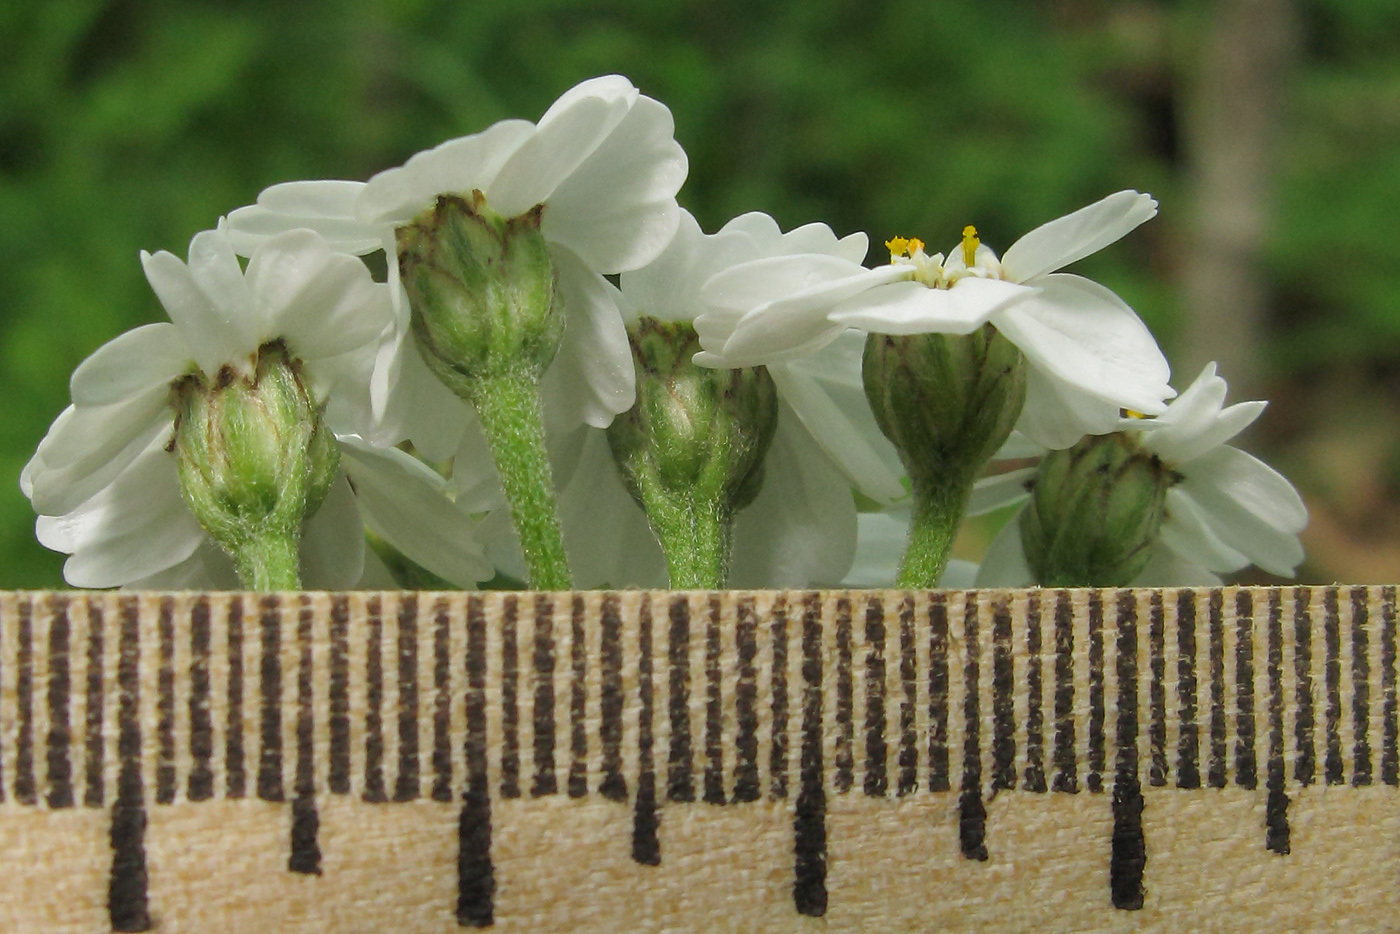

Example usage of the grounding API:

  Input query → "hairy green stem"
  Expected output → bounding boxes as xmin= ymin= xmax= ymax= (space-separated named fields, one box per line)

xmin=897 ymin=472 xmax=972 ymax=589
xmin=230 ymin=526 xmax=302 ymax=591
xmin=471 ymin=371 xmax=572 ymax=590
xmin=634 ymin=479 xmax=731 ymax=589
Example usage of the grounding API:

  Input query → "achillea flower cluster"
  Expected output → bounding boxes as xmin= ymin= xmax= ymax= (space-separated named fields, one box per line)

xmin=24 ymin=75 xmax=1306 ymax=591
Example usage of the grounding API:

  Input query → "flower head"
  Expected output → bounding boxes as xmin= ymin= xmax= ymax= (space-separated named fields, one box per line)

xmin=23 ymin=227 xmax=491 ymax=588
xmin=972 ymin=363 xmax=1309 ymax=586
xmin=226 ymin=75 xmax=689 ymax=449
xmin=698 ymin=191 xmax=1174 ymax=449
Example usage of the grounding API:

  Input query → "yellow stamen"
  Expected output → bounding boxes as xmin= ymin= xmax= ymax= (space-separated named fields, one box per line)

xmin=961 ymin=225 xmax=980 ymax=267
xmin=907 ymin=237 xmax=924 ymax=256
xmin=1123 ymin=409 xmax=1147 ymax=419
xmin=885 ymin=236 xmax=910 ymax=261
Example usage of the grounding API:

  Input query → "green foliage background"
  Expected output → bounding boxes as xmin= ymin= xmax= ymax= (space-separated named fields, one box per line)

xmin=2 ymin=0 xmax=1398 ymax=587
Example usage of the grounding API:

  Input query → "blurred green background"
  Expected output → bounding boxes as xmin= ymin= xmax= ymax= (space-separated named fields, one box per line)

xmin=2 ymin=0 xmax=1398 ymax=587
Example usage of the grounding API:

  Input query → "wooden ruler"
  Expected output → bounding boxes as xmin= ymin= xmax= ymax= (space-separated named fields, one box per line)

xmin=0 ymin=587 xmax=1396 ymax=933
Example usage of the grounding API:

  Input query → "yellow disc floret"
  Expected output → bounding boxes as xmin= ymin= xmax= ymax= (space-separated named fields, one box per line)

xmin=885 ymin=236 xmax=926 ymax=262
xmin=961 ymin=225 xmax=980 ymax=267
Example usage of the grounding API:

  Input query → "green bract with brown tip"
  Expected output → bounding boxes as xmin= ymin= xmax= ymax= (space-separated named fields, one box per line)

xmin=172 ymin=341 xmax=339 ymax=590
xmin=398 ymin=191 xmax=563 ymax=391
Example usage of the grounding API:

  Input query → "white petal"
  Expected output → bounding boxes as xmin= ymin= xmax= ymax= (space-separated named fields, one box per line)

xmin=939 ymin=559 xmax=981 ymax=589
xmin=355 ymin=548 xmax=400 ymax=589
xmin=768 ymin=335 xmax=906 ymax=503
xmin=27 ymin=389 xmax=173 ymax=516
xmin=1158 ymin=487 xmax=1252 ymax=574
xmin=69 ymin=323 xmax=191 ymax=407
xmin=702 ymin=253 xmax=890 ymax=316
xmin=1185 ymin=445 xmax=1309 ymax=534
xmin=540 ymin=245 xmax=634 ymax=428
xmin=829 ymin=277 xmax=1035 ymax=336
xmin=1151 ymin=400 xmax=1266 ymax=466
xmin=541 ymin=94 xmax=688 ymax=273
xmin=1015 ymin=365 xmax=1123 ymax=450
xmin=40 ymin=444 xmax=204 ymax=588
xmin=1151 ymin=362 xmax=1226 ymax=428
xmin=537 ymin=75 xmax=638 ymax=124
xmin=246 ymin=229 xmax=394 ymax=359
xmin=617 ymin=210 xmax=709 ymax=323
xmin=340 ymin=441 xmax=493 ymax=588
xmin=553 ymin=427 xmax=667 ymax=588
xmin=730 ymin=409 xmax=858 ymax=588
xmin=1131 ymin=543 xmax=1222 ymax=587
xmin=475 ymin=508 xmax=528 ymax=585
xmin=141 ymin=240 xmax=252 ymax=376
xmin=715 ymin=212 xmax=868 ymax=264
xmin=318 ymin=350 xmax=383 ymax=441
xmin=486 ymin=91 xmax=633 ymax=219
xmin=973 ymin=513 xmax=1035 ymax=587
xmin=373 ymin=336 xmax=472 ymax=461
xmin=126 ymin=541 xmax=239 ymax=590
xmin=697 ymin=253 xmax=893 ymax=358
xmin=1176 ymin=447 xmax=1307 ymax=576
xmin=19 ymin=450 xmax=38 ymax=498
xmin=225 ymin=180 xmax=383 ymax=256
xmin=967 ymin=467 xmax=1036 ymax=516
xmin=712 ymin=309 xmax=845 ymax=369
xmin=707 ymin=261 xmax=903 ymax=367
xmin=36 ymin=441 xmax=179 ymax=549
xmin=256 ymin=178 xmax=364 ymax=216
xmin=992 ymin=273 xmax=1172 ymax=414
xmin=999 ymin=190 xmax=1157 ymax=282
xmin=1139 ymin=364 xmax=1267 ymax=465
xmin=992 ymin=431 xmax=1047 ymax=461
xmin=299 ymin=473 xmax=365 ymax=589
xmin=357 ymin=119 xmax=537 ymax=225
xmin=619 ymin=210 xmax=757 ymax=324
xmin=447 ymin=414 xmax=503 ymax=512
xmin=840 ymin=509 xmax=910 ymax=587
xmin=188 ymin=227 xmax=257 ymax=356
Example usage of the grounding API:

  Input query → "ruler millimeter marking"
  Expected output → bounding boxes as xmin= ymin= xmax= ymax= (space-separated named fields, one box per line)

xmin=0 ymin=586 xmax=1397 ymax=933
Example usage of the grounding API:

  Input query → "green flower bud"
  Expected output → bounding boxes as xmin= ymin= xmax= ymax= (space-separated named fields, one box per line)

xmin=607 ymin=318 xmax=779 ymax=587
xmin=609 ymin=318 xmax=778 ymax=513
xmin=172 ymin=341 xmax=339 ymax=588
xmin=1019 ymin=432 xmax=1180 ymax=587
xmin=863 ymin=324 xmax=1028 ymax=487
xmin=397 ymin=191 xmax=563 ymax=397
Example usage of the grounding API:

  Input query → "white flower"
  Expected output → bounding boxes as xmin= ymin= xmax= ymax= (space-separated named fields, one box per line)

xmin=225 ymin=75 xmax=689 ymax=456
xmin=469 ymin=209 xmax=906 ymax=587
xmin=697 ymin=191 xmax=1174 ymax=449
xmin=972 ymin=363 xmax=1309 ymax=586
xmin=23 ymin=227 xmax=492 ymax=589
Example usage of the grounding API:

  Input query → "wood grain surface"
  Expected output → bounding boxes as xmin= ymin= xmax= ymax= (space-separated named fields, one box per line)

xmin=0 ymin=586 xmax=1395 ymax=933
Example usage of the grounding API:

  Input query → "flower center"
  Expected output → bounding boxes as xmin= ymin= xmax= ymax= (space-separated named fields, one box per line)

xmin=885 ymin=235 xmax=944 ymax=287
xmin=886 ymin=224 xmax=1000 ymax=289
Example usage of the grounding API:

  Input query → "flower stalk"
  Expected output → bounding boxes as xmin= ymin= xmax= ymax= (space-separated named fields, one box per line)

xmin=470 ymin=370 xmax=572 ymax=590
xmin=397 ymin=191 xmax=572 ymax=589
